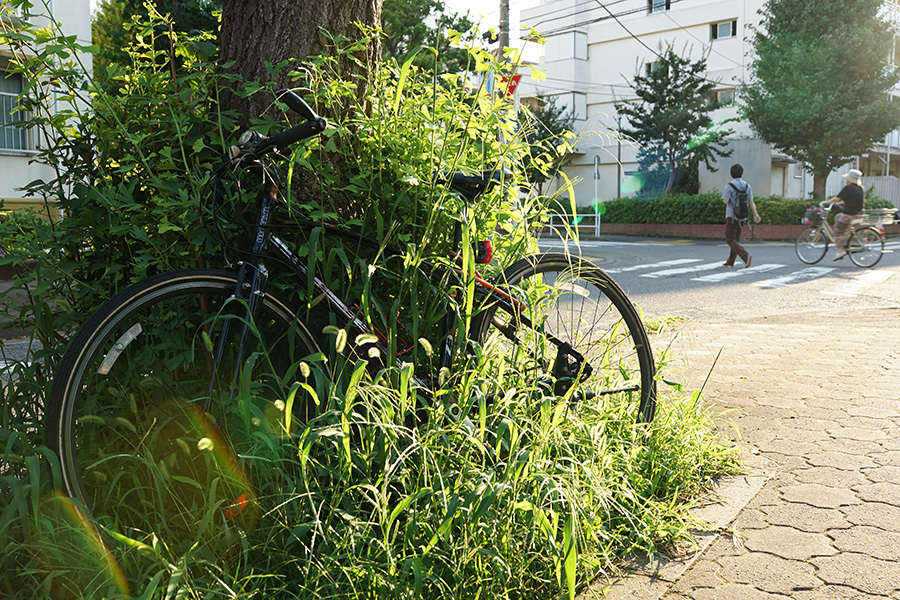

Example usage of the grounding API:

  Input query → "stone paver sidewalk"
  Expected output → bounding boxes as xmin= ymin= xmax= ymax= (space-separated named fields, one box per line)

xmin=606 ymin=308 xmax=900 ymax=599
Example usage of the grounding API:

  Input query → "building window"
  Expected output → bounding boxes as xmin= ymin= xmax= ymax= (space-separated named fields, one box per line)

xmin=645 ymin=61 xmax=669 ymax=78
xmin=714 ymin=88 xmax=735 ymax=106
xmin=0 ymin=71 xmax=30 ymax=152
xmin=710 ymin=20 xmax=738 ymax=40
xmin=649 ymin=0 xmax=670 ymax=14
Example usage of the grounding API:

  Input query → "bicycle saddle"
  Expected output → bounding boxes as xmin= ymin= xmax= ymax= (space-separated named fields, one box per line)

xmin=437 ymin=170 xmax=511 ymax=199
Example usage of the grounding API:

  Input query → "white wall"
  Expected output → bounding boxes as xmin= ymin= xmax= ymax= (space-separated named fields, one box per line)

xmin=1 ymin=0 xmax=92 ymax=214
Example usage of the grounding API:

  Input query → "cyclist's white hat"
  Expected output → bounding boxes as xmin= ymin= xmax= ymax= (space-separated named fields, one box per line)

xmin=842 ymin=169 xmax=863 ymax=184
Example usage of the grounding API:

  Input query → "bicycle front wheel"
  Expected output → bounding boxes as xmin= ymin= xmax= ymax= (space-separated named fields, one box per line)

xmin=795 ymin=226 xmax=828 ymax=264
xmin=45 ymin=270 xmax=324 ymax=553
xmin=472 ymin=253 xmax=657 ymax=423
xmin=848 ymin=227 xmax=884 ymax=268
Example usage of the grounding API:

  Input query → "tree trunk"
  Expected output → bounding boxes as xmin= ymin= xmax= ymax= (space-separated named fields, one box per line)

xmin=219 ymin=0 xmax=383 ymax=123
xmin=813 ymin=173 xmax=827 ymax=200
xmin=218 ymin=0 xmax=384 ymax=217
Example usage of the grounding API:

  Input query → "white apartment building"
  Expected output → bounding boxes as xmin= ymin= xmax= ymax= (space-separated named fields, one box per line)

xmin=517 ymin=0 xmax=900 ymax=206
xmin=1 ymin=0 xmax=92 ymax=217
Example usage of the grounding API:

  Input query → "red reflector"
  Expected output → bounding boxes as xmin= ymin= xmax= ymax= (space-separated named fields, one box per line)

xmin=475 ymin=240 xmax=493 ymax=264
xmin=224 ymin=493 xmax=249 ymax=520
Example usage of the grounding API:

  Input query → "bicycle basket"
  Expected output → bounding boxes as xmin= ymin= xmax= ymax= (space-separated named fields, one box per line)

xmin=803 ymin=207 xmax=824 ymax=224
xmin=860 ymin=208 xmax=897 ymax=227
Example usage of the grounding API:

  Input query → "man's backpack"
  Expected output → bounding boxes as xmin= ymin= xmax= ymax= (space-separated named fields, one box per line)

xmin=729 ymin=182 xmax=750 ymax=221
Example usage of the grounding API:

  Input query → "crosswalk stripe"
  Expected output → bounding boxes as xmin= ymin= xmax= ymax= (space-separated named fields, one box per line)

xmin=821 ymin=270 xmax=895 ymax=297
xmin=605 ymin=258 xmax=701 ymax=274
xmin=754 ymin=267 xmax=836 ymax=289
xmin=692 ymin=263 xmax=786 ymax=282
xmin=640 ymin=262 xmax=724 ymax=278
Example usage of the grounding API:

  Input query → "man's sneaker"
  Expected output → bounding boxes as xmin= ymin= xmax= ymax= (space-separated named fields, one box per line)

xmin=833 ymin=249 xmax=846 ymax=260
xmin=745 ymin=255 xmax=752 ymax=268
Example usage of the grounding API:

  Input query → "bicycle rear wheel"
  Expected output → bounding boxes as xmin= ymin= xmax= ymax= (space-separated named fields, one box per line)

xmin=472 ymin=253 xmax=656 ymax=423
xmin=45 ymin=270 xmax=324 ymax=553
xmin=847 ymin=226 xmax=884 ymax=268
xmin=795 ymin=226 xmax=828 ymax=264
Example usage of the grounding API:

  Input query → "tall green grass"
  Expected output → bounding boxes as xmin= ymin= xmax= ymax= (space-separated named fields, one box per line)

xmin=1 ymin=326 xmax=738 ymax=599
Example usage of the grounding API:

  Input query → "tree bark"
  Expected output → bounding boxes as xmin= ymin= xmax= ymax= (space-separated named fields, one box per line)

xmin=813 ymin=174 xmax=827 ymax=200
xmin=219 ymin=0 xmax=383 ymax=123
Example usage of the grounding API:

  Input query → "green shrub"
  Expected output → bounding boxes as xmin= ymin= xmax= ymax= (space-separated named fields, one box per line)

xmin=598 ymin=193 xmax=894 ymax=225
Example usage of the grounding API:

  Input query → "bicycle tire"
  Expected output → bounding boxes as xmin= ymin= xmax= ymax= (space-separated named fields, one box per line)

xmin=795 ymin=226 xmax=828 ymax=264
xmin=847 ymin=226 xmax=884 ymax=268
xmin=45 ymin=269 xmax=324 ymax=552
xmin=471 ymin=253 xmax=657 ymax=423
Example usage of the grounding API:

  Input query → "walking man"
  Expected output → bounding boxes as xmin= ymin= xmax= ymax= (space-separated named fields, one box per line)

xmin=722 ymin=164 xmax=761 ymax=268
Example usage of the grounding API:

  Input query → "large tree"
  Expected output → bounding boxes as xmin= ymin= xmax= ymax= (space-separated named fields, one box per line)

xmin=744 ymin=0 xmax=900 ymax=198
xmin=218 ymin=0 xmax=383 ymax=121
xmin=617 ymin=45 xmax=730 ymax=196
xmin=381 ymin=0 xmax=473 ymax=73
xmin=93 ymin=0 xmax=220 ymax=78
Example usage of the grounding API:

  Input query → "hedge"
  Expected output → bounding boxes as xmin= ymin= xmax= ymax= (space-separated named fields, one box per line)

xmin=567 ymin=193 xmax=895 ymax=226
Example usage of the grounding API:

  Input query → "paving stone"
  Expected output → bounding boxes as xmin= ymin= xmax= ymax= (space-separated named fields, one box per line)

xmin=852 ymin=481 xmax=900 ymax=505
xmin=815 ymin=437 xmax=884 ymax=456
xmin=810 ymin=552 xmax=900 ymax=597
xmin=791 ymin=584 xmax=890 ymax=600
xmin=741 ymin=526 xmax=836 ymax=560
xmin=791 ymin=466 xmax=868 ymax=488
xmin=828 ymin=525 xmax=900 ymax=561
xmin=715 ymin=552 xmax=821 ymax=595
xmin=676 ymin=583 xmax=792 ymax=600
xmin=842 ymin=502 xmax=899 ymax=532
xmin=781 ymin=415 xmax=839 ymax=431
xmin=861 ymin=464 xmax=900 ymax=484
xmin=755 ymin=438 xmax=819 ymax=457
xmin=759 ymin=503 xmax=849 ymax=532
xmin=732 ymin=508 xmax=768 ymax=531
xmin=779 ymin=483 xmax=862 ymax=509
xmin=804 ymin=451 xmax=878 ymax=471
xmin=825 ymin=426 xmax=889 ymax=442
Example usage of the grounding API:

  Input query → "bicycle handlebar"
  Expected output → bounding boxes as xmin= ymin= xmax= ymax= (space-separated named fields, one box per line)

xmin=269 ymin=117 xmax=327 ymax=149
xmin=277 ymin=89 xmax=318 ymax=121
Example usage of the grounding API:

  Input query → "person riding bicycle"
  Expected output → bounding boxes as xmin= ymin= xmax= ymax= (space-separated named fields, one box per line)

xmin=826 ymin=169 xmax=865 ymax=260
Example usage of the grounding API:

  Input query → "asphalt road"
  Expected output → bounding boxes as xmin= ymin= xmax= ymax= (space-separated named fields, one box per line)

xmin=538 ymin=234 xmax=900 ymax=327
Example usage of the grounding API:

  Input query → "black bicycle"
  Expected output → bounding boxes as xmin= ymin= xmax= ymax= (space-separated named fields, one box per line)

xmin=44 ymin=90 xmax=656 ymax=547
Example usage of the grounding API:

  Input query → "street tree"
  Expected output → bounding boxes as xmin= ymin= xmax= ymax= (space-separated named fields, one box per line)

xmin=381 ymin=0 xmax=474 ymax=73
xmin=93 ymin=0 xmax=220 ymax=80
xmin=744 ymin=0 xmax=900 ymax=198
xmin=219 ymin=0 xmax=383 ymax=121
xmin=616 ymin=45 xmax=730 ymax=196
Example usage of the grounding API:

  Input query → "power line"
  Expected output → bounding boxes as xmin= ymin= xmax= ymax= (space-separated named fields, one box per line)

xmin=525 ymin=0 xmax=629 ymax=30
xmin=538 ymin=0 xmax=693 ymax=37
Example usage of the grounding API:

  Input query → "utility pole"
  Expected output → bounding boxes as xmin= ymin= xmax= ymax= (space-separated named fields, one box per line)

xmin=499 ymin=0 xmax=509 ymax=49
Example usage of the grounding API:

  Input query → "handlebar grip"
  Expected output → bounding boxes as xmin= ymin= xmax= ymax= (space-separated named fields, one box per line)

xmin=276 ymin=89 xmax=318 ymax=121
xmin=268 ymin=117 xmax=327 ymax=149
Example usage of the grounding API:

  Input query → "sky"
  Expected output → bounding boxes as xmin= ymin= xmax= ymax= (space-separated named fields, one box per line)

xmin=446 ymin=0 xmax=541 ymax=44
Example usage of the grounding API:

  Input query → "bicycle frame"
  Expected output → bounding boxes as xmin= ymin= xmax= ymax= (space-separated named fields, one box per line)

xmin=209 ymin=170 xmax=577 ymax=415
